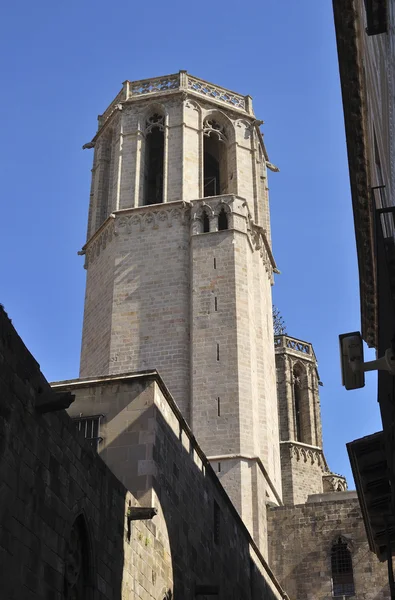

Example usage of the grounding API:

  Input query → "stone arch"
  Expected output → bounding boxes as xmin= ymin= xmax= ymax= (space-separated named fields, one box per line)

xmin=235 ymin=117 xmax=253 ymax=140
xmin=63 ymin=511 xmax=94 ymax=600
xmin=203 ymin=109 xmax=234 ymax=140
xmin=215 ymin=201 xmax=232 ymax=230
xmin=191 ymin=203 xmax=215 ymax=234
xmin=185 ymin=97 xmax=202 ymax=115
xmin=142 ymin=102 xmax=168 ymax=130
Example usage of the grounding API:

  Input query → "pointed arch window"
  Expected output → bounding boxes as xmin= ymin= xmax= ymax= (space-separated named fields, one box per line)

xmin=292 ymin=364 xmax=312 ymax=444
xmin=144 ymin=113 xmax=165 ymax=205
xmin=293 ymin=368 xmax=303 ymax=442
xmin=64 ymin=515 xmax=92 ymax=599
xmin=203 ymin=118 xmax=228 ymax=198
xmin=202 ymin=210 xmax=210 ymax=233
xmin=331 ymin=537 xmax=355 ymax=597
xmin=218 ymin=207 xmax=228 ymax=231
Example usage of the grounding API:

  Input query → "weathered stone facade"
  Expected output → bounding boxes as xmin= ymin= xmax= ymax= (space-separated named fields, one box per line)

xmin=79 ymin=72 xmax=281 ymax=552
xmin=275 ymin=335 xmax=347 ymax=506
xmin=268 ymin=493 xmax=390 ymax=600
xmin=0 ymin=305 xmax=287 ymax=599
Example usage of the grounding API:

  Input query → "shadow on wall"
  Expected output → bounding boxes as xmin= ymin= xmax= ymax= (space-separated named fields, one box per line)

xmin=85 ymin=375 xmax=286 ymax=600
xmin=0 ymin=305 xmax=285 ymax=600
xmin=0 ymin=307 xmax=127 ymax=600
xmin=267 ymin=502 xmax=390 ymax=600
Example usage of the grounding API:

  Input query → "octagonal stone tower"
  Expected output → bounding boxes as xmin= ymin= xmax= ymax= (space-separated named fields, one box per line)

xmin=275 ymin=334 xmax=347 ymax=504
xmin=79 ymin=71 xmax=281 ymax=552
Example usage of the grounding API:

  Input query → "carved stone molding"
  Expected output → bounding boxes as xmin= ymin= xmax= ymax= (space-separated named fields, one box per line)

xmin=282 ymin=441 xmax=327 ymax=471
xmin=323 ymin=473 xmax=348 ymax=492
xmin=83 ymin=217 xmax=115 ymax=269
xmin=115 ymin=205 xmax=190 ymax=237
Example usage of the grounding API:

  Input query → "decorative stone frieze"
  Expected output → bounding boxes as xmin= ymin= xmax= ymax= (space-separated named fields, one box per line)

xmin=283 ymin=441 xmax=327 ymax=470
xmin=82 ymin=216 xmax=116 ymax=269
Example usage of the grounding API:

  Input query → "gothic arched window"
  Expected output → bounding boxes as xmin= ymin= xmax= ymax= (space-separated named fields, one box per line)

xmin=218 ymin=207 xmax=228 ymax=231
xmin=203 ymin=118 xmax=228 ymax=197
xmin=144 ymin=113 xmax=165 ymax=205
xmin=64 ymin=515 xmax=92 ymax=600
xmin=331 ymin=537 xmax=355 ymax=597
xmin=292 ymin=364 xmax=311 ymax=444
xmin=202 ymin=210 xmax=210 ymax=233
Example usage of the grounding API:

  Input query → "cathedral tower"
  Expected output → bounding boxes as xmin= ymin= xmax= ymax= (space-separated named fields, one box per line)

xmin=79 ymin=72 xmax=281 ymax=551
xmin=275 ymin=334 xmax=347 ymax=504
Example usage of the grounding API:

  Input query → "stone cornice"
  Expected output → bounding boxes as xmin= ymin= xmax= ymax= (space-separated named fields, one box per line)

xmin=80 ymin=197 xmax=278 ymax=276
xmin=206 ymin=453 xmax=282 ymax=506
xmin=79 ymin=201 xmax=190 ymax=268
xmin=280 ymin=440 xmax=328 ymax=471
xmin=332 ymin=0 xmax=377 ymax=348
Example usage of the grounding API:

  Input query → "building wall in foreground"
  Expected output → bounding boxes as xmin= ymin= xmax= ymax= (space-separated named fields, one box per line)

xmin=59 ymin=372 xmax=286 ymax=591
xmin=268 ymin=493 xmax=390 ymax=600
xmin=0 ymin=306 xmax=286 ymax=599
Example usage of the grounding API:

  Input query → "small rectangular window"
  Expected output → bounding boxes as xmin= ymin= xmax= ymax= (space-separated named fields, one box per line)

xmin=73 ymin=415 xmax=103 ymax=451
xmin=217 ymin=397 xmax=221 ymax=416
xmin=214 ymin=296 xmax=218 ymax=311
xmin=218 ymin=462 xmax=221 ymax=473
xmin=213 ymin=257 xmax=217 ymax=269
xmin=214 ymin=500 xmax=220 ymax=544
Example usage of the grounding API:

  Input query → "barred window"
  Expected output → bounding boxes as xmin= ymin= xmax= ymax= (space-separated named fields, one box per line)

xmin=73 ymin=416 xmax=103 ymax=451
xmin=331 ymin=537 xmax=355 ymax=597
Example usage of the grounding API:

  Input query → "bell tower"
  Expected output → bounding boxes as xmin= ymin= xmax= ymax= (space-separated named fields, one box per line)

xmin=79 ymin=71 xmax=281 ymax=553
xmin=275 ymin=334 xmax=347 ymax=504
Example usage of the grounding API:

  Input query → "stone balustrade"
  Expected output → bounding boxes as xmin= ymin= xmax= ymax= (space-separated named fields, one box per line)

xmin=274 ymin=334 xmax=316 ymax=360
xmin=98 ymin=71 xmax=252 ymax=128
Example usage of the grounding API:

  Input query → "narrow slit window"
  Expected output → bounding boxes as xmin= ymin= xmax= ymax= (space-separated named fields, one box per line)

xmin=218 ymin=462 xmax=221 ymax=473
xmin=214 ymin=296 xmax=218 ymax=311
xmin=217 ymin=397 xmax=221 ymax=416
xmin=214 ymin=257 xmax=217 ymax=269
xmin=216 ymin=343 xmax=220 ymax=361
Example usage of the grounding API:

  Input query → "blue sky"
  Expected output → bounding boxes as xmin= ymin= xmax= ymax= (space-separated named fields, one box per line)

xmin=0 ymin=0 xmax=381 ymax=486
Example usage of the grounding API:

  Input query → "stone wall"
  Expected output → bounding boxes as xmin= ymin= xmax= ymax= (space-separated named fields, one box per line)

xmin=0 ymin=306 xmax=173 ymax=600
xmin=267 ymin=493 xmax=390 ymax=600
xmin=0 ymin=305 xmax=288 ymax=599
xmin=279 ymin=442 xmax=324 ymax=505
xmin=56 ymin=371 xmax=288 ymax=598
xmin=79 ymin=201 xmax=191 ymax=420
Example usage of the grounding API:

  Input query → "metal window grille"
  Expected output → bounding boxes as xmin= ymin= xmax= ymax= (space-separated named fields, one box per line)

xmin=331 ymin=538 xmax=355 ymax=597
xmin=73 ymin=416 xmax=103 ymax=451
